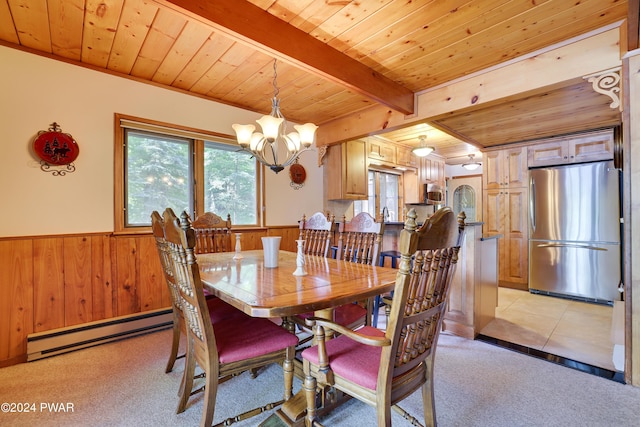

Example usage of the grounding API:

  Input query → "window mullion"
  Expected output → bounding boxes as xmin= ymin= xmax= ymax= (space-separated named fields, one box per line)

xmin=193 ymin=139 xmax=204 ymax=218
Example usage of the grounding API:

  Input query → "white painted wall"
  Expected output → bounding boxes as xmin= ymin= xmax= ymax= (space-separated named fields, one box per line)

xmin=445 ymin=163 xmax=483 ymax=178
xmin=0 ymin=46 xmax=323 ymax=237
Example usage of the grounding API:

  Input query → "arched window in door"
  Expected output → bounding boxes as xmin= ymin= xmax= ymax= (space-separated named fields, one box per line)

xmin=453 ymin=184 xmax=476 ymax=222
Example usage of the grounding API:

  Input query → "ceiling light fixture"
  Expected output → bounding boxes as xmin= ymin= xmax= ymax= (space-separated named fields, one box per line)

xmin=462 ymin=154 xmax=482 ymax=171
xmin=412 ymin=135 xmax=435 ymax=157
xmin=232 ymin=60 xmax=318 ymax=173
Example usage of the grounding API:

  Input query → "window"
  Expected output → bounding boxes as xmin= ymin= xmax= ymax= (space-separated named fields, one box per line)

xmin=203 ymin=141 xmax=257 ymax=225
xmin=115 ymin=114 xmax=261 ymax=233
xmin=452 ymin=184 xmax=476 ymax=222
xmin=354 ymin=171 xmax=376 ymax=217
xmin=125 ymin=130 xmax=192 ymax=226
xmin=354 ymin=170 xmax=401 ymax=221
xmin=379 ymin=172 xmax=399 ymax=222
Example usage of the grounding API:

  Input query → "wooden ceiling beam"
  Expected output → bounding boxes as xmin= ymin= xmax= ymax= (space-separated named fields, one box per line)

xmin=628 ymin=0 xmax=640 ymax=51
xmin=157 ymin=0 xmax=414 ymax=115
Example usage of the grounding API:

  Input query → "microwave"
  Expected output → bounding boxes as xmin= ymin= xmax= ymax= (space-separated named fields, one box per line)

xmin=423 ymin=183 xmax=443 ymax=204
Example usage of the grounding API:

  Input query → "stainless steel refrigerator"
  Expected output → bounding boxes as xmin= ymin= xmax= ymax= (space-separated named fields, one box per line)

xmin=528 ymin=160 xmax=621 ymax=303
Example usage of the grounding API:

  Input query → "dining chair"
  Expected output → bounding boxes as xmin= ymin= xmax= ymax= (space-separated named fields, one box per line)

xmin=151 ymin=211 xmax=245 ymax=376
xmin=293 ymin=212 xmax=336 ymax=343
xmin=191 ymin=211 xmax=232 ymax=254
xmin=378 ymin=210 xmax=468 ymax=329
xmin=301 ymin=207 xmax=465 ymax=427
xmin=336 ymin=212 xmax=384 ymax=265
xmin=334 ymin=212 xmax=385 ymax=329
xmin=161 ymin=208 xmax=298 ymax=427
xmin=298 ymin=212 xmax=335 ymax=257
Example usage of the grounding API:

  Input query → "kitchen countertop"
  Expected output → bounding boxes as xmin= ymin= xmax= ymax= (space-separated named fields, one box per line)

xmin=481 ymin=234 xmax=502 ymax=241
xmin=383 ymin=220 xmax=501 ymax=241
xmin=384 ymin=220 xmax=485 ymax=226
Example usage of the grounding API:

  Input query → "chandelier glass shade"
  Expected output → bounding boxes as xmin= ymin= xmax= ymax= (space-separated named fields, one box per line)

xmin=412 ymin=135 xmax=435 ymax=157
xmin=233 ymin=60 xmax=318 ymax=173
xmin=462 ymin=154 xmax=482 ymax=171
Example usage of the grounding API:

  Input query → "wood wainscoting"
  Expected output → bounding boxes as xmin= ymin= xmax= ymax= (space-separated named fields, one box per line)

xmin=0 ymin=225 xmax=299 ymax=367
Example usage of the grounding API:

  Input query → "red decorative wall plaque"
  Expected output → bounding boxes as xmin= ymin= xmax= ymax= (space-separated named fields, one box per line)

xmin=33 ymin=122 xmax=80 ymax=166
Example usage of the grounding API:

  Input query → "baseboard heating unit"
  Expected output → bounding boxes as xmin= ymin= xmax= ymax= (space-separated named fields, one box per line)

xmin=27 ymin=308 xmax=173 ymax=361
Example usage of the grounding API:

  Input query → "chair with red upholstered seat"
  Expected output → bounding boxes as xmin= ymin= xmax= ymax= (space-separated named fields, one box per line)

xmin=301 ymin=207 xmax=465 ymax=426
xmin=333 ymin=212 xmax=385 ymax=329
xmin=294 ymin=212 xmax=380 ymax=333
xmin=292 ymin=212 xmax=336 ymax=344
xmin=161 ymin=208 xmax=298 ymax=427
xmin=151 ymin=211 xmax=245 ymax=376
xmin=191 ymin=212 xmax=233 ymax=300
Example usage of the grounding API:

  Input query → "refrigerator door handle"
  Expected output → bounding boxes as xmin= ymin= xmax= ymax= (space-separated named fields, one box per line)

xmin=536 ymin=243 xmax=608 ymax=251
xmin=529 ymin=177 xmax=536 ymax=233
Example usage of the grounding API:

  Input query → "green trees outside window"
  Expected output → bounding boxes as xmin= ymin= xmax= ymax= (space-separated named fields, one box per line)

xmin=204 ymin=141 xmax=257 ymax=225
xmin=124 ymin=129 xmax=258 ymax=227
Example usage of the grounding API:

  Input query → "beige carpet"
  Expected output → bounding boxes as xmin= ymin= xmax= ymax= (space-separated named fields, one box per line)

xmin=1 ymin=329 xmax=639 ymax=426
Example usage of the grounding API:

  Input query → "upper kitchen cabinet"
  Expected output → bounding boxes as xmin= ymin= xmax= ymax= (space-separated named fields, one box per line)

xmin=403 ymin=169 xmax=421 ymax=204
xmin=367 ymin=139 xmax=397 ymax=166
xmin=419 ymin=155 xmax=446 ymax=189
xmin=396 ymin=146 xmax=419 ymax=168
xmin=483 ymin=147 xmax=527 ymax=190
xmin=325 ymin=139 xmax=368 ymax=200
xmin=527 ymin=129 xmax=614 ymax=167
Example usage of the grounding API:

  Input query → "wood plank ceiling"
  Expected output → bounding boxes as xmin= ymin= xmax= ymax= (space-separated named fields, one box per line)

xmin=0 ymin=0 xmax=629 ymax=162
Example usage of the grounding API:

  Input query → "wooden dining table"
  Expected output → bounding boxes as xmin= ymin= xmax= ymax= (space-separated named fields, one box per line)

xmin=197 ymin=249 xmax=398 ymax=426
xmin=198 ymin=249 xmax=397 ymax=320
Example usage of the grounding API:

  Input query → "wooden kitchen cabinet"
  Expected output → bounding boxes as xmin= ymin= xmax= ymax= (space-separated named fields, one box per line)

xmin=483 ymin=145 xmax=528 ymax=288
xmin=419 ymin=155 xmax=445 ymax=188
xmin=396 ymin=146 xmax=418 ymax=168
xmin=325 ymin=139 xmax=368 ymax=200
xmin=527 ymin=129 xmax=614 ymax=167
xmin=433 ymin=158 xmax=445 ymax=186
xmin=367 ymin=138 xmax=396 ymax=165
xmin=483 ymin=146 xmax=527 ymax=189
xmin=403 ymin=169 xmax=420 ymax=204
xmin=483 ymin=186 xmax=529 ymax=287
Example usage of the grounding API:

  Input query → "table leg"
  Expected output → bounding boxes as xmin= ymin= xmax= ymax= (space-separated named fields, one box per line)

xmin=262 ymin=386 xmax=350 ymax=427
xmin=282 ymin=316 xmax=296 ymax=334
xmin=260 ymin=308 xmax=341 ymax=427
xmin=313 ymin=307 xmax=334 ymax=340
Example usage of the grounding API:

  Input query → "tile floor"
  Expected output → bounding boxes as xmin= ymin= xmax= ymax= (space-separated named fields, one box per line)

xmin=479 ymin=287 xmax=619 ymax=372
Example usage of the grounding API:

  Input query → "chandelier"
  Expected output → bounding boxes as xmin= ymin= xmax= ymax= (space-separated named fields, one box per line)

xmin=232 ymin=60 xmax=318 ymax=173
xmin=462 ymin=154 xmax=482 ymax=171
xmin=412 ymin=135 xmax=435 ymax=157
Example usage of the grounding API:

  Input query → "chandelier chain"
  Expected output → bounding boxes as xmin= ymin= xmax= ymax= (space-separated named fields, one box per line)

xmin=272 ymin=60 xmax=280 ymax=99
